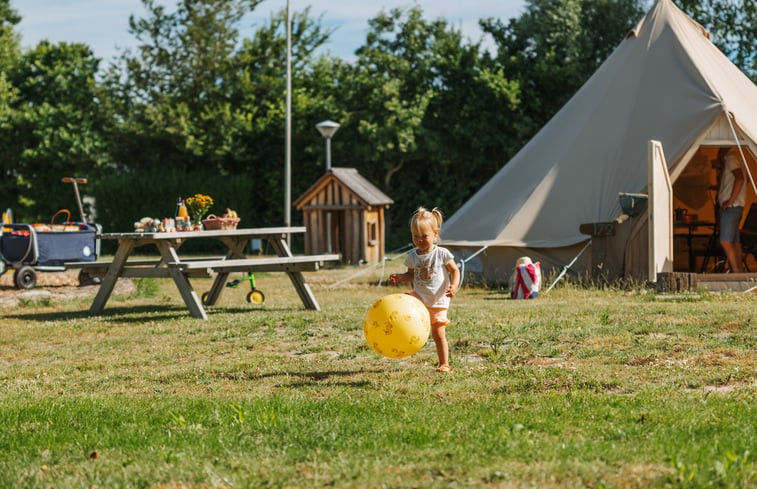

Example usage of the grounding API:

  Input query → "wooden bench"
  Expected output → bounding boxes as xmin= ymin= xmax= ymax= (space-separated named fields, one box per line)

xmin=67 ymin=255 xmax=340 ymax=279
xmin=66 ymin=257 xmax=228 ymax=279
xmin=168 ymin=254 xmax=340 ymax=274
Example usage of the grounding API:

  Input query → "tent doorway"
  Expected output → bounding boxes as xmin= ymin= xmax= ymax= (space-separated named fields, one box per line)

xmin=672 ymin=145 xmax=757 ymax=273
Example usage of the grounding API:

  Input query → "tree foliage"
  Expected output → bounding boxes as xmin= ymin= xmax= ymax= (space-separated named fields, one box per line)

xmin=337 ymin=7 xmax=521 ymax=245
xmin=0 ymin=0 xmax=21 ymax=207
xmin=104 ymin=0 xmax=262 ymax=173
xmin=4 ymin=41 xmax=108 ymax=219
xmin=480 ymin=0 xmax=646 ymax=141
xmin=677 ymin=0 xmax=757 ymax=81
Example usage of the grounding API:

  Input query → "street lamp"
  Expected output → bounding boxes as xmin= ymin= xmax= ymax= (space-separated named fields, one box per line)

xmin=316 ymin=120 xmax=340 ymax=171
xmin=315 ymin=120 xmax=340 ymax=252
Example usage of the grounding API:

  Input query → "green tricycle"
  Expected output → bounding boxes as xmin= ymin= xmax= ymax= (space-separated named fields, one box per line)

xmin=225 ymin=272 xmax=265 ymax=304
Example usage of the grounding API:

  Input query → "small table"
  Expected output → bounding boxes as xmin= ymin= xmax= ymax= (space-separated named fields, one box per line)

xmin=673 ymin=220 xmax=716 ymax=272
xmin=81 ymin=227 xmax=339 ymax=319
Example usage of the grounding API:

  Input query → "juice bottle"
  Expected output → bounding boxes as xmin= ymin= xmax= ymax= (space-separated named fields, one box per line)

xmin=176 ymin=198 xmax=189 ymax=228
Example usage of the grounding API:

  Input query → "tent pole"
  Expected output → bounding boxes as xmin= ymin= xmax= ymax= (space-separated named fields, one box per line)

xmin=725 ymin=112 xmax=757 ymax=195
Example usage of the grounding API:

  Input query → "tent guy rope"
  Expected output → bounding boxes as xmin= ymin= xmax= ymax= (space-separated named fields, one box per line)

xmin=544 ymin=241 xmax=591 ymax=294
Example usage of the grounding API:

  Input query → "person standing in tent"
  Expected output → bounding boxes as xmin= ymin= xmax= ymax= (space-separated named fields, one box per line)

xmin=715 ymin=147 xmax=746 ymax=273
xmin=390 ymin=207 xmax=460 ymax=373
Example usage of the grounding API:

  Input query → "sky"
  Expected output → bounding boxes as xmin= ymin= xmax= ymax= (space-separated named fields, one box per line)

xmin=14 ymin=0 xmax=527 ymax=63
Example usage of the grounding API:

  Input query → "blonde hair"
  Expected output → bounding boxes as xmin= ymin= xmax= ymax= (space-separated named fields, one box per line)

xmin=410 ymin=207 xmax=443 ymax=236
xmin=515 ymin=256 xmax=533 ymax=268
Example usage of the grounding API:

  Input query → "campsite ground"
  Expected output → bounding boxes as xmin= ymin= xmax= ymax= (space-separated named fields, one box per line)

xmin=0 ymin=263 xmax=755 ymax=488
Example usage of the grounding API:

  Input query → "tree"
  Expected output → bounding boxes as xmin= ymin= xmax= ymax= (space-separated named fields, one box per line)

xmin=0 ymin=0 xmax=18 ymax=73
xmin=0 ymin=0 xmax=21 ymax=207
xmin=104 ymin=0 xmax=263 ymax=173
xmin=7 ymin=41 xmax=110 ymax=219
xmin=480 ymin=0 xmax=645 ymax=141
xmin=341 ymin=8 xmax=439 ymax=192
xmin=337 ymin=7 xmax=521 ymax=247
xmin=225 ymin=6 xmax=339 ymax=226
xmin=678 ymin=0 xmax=757 ymax=81
xmin=419 ymin=25 xmax=520 ymax=213
xmin=104 ymin=0 xmax=338 ymax=227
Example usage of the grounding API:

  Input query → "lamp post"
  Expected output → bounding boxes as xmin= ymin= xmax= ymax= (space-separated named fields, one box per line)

xmin=316 ymin=120 xmax=340 ymax=171
xmin=315 ymin=120 xmax=340 ymax=252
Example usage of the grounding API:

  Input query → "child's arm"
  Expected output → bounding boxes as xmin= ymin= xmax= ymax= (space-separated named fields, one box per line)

xmin=445 ymin=260 xmax=460 ymax=297
xmin=389 ymin=269 xmax=414 ymax=285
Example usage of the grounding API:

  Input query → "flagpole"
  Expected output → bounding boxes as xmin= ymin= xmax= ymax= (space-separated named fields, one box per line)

xmin=284 ymin=0 xmax=292 ymax=245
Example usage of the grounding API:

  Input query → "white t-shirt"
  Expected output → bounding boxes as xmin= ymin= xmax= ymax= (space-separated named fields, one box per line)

xmin=404 ymin=245 xmax=455 ymax=308
xmin=718 ymin=151 xmax=746 ymax=208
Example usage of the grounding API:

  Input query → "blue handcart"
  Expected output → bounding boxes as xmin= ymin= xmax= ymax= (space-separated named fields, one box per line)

xmin=0 ymin=178 xmax=101 ymax=289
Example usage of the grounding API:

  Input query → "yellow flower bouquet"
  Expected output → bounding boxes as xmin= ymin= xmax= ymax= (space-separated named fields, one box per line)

xmin=185 ymin=193 xmax=214 ymax=226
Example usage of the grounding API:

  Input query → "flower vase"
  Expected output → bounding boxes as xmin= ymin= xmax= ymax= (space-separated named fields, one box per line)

xmin=193 ymin=216 xmax=204 ymax=231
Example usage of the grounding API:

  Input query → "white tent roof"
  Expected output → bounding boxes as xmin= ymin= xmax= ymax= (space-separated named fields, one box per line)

xmin=441 ymin=0 xmax=757 ymax=248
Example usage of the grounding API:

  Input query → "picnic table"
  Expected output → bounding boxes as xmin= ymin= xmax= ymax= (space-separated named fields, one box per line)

xmin=71 ymin=227 xmax=339 ymax=319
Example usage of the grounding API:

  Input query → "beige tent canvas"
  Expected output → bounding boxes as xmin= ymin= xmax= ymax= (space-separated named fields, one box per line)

xmin=440 ymin=0 xmax=757 ymax=283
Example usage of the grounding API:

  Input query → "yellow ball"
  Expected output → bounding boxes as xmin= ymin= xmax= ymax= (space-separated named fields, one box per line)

xmin=363 ymin=293 xmax=431 ymax=358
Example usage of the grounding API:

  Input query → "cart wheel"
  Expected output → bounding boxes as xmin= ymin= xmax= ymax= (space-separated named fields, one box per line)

xmin=247 ymin=289 xmax=265 ymax=304
xmin=14 ymin=266 xmax=37 ymax=290
xmin=201 ymin=291 xmax=211 ymax=306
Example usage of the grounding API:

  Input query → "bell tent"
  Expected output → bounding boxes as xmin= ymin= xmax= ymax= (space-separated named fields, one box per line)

xmin=440 ymin=0 xmax=757 ymax=283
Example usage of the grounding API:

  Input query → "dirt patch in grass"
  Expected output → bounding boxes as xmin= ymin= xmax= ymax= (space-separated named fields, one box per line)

xmin=0 ymin=269 xmax=80 ymax=288
xmin=702 ymin=381 xmax=757 ymax=393
xmin=626 ymin=355 xmax=657 ymax=366
xmin=0 ymin=271 xmax=135 ymax=307
xmin=693 ymin=349 xmax=750 ymax=367
xmin=717 ymin=321 xmax=744 ymax=332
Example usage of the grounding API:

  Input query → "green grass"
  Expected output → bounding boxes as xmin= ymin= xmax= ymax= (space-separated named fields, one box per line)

xmin=0 ymin=266 xmax=755 ymax=488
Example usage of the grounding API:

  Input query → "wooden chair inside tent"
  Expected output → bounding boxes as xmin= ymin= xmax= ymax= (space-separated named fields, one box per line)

xmin=740 ymin=203 xmax=757 ymax=272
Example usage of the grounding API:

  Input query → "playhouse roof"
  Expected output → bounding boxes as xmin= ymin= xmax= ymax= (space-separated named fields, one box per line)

xmin=294 ymin=167 xmax=393 ymax=209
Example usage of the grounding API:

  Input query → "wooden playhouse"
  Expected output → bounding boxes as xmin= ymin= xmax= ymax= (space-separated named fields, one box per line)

xmin=294 ymin=168 xmax=393 ymax=264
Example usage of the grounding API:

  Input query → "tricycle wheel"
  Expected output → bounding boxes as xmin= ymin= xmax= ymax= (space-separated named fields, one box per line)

xmin=14 ymin=266 xmax=37 ymax=290
xmin=246 ymin=289 xmax=265 ymax=304
xmin=201 ymin=291 xmax=211 ymax=306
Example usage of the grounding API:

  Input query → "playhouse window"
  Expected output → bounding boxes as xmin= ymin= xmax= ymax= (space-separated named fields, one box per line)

xmin=368 ymin=221 xmax=377 ymax=246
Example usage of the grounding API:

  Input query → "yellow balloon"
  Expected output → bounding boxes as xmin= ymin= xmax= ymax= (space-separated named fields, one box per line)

xmin=363 ymin=293 xmax=431 ymax=358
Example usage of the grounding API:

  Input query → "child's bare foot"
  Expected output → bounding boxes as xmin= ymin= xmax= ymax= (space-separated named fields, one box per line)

xmin=435 ymin=364 xmax=452 ymax=373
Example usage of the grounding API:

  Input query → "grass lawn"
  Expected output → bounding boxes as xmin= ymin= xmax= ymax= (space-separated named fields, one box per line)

xmin=0 ymin=263 xmax=755 ymax=488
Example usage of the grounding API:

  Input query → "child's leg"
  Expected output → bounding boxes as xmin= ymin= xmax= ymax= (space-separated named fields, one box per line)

xmin=428 ymin=307 xmax=451 ymax=371
xmin=432 ymin=323 xmax=450 ymax=369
